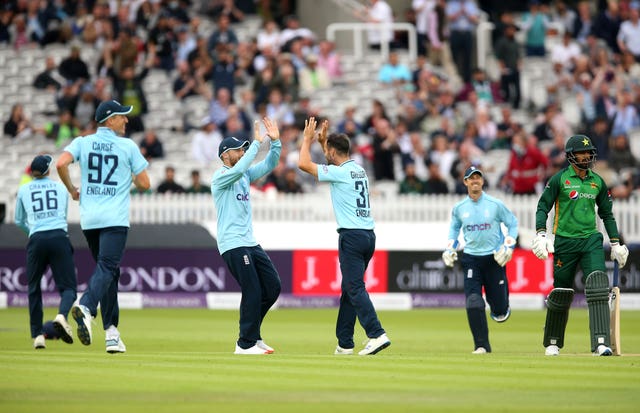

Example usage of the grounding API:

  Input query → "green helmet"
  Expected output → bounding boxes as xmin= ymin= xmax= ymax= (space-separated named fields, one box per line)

xmin=565 ymin=134 xmax=597 ymax=170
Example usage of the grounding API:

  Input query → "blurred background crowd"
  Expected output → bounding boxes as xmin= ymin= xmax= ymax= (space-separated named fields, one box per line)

xmin=2 ymin=0 xmax=640 ymax=200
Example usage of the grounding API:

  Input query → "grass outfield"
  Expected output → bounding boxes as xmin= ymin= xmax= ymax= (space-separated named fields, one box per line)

xmin=0 ymin=307 xmax=639 ymax=413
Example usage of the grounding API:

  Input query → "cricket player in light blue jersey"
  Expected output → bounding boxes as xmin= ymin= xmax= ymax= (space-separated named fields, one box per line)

xmin=15 ymin=154 xmax=77 ymax=349
xmin=299 ymin=117 xmax=390 ymax=356
xmin=56 ymin=100 xmax=150 ymax=353
xmin=443 ymin=166 xmax=518 ymax=354
xmin=212 ymin=117 xmax=282 ymax=355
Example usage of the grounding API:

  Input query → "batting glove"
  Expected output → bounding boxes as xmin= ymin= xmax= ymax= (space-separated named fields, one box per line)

xmin=611 ymin=242 xmax=629 ymax=268
xmin=442 ymin=239 xmax=458 ymax=268
xmin=532 ymin=232 xmax=554 ymax=260
xmin=494 ymin=236 xmax=516 ymax=267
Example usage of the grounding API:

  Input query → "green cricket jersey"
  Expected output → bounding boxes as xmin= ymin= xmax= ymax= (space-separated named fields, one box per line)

xmin=535 ymin=166 xmax=620 ymax=242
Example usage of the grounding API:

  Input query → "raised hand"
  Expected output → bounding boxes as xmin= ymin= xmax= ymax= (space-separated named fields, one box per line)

xmin=253 ymin=120 xmax=263 ymax=143
xmin=318 ymin=119 xmax=329 ymax=147
xmin=303 ymin=117 xmax=318 ymax=142
xmin=263 ymin=117 xmax=280 ymax=140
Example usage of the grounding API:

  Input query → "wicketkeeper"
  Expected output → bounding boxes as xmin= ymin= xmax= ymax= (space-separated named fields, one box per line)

xmin=532 ymin=135 xmax=629 ymax=356
xmin=443 ymin=166 xmax=519 ymax=354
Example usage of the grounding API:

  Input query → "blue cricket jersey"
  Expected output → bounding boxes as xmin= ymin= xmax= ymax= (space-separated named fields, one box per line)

xmin=212 ymin=139 xmax=281 ymax=254
xmin=15 ymin=177 xmax=69 ymax=236
xmin=317 ymin=159 xmax=375 ymax=231
xmin=448 ymin=192 xmax=518 ymax=255
xmin=63 ymin=127 xmax=148 ymax=230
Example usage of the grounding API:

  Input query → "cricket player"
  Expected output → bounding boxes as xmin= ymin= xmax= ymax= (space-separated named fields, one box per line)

xmin=15 ymin=154 xmax=77 ymax=349
xmin=443 ymin=166 xmax=518 ymax=354
xmin=57 ymin=100 xmax=150 ymax=353
xmin=532 ymin=134 xmax=629 ymax=356
xmin=212 ymin=118 xmax=282 ymax=355
xmin=298 ymin=117 xmax=390 ymax=356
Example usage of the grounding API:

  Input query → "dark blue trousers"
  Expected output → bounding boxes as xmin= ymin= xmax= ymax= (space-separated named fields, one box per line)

xmin=27 ymin=229 xmax=77 ymax=338
xmin=336 ymin=229 xmax=385 ymax=349
xmin=222 ymin=245 xmax=281 ymax=349
xmin=80 ymin=226 xmax=128 ymax=330
xmin=460 ymin=253 xmax=510 ymax=350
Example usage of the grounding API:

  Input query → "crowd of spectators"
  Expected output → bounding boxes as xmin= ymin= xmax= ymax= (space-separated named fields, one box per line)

xmin=1 ymin=0 xmax=639 ymax=199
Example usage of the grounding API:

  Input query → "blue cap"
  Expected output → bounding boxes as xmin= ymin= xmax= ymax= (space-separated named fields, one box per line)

xmin=42 ymin=320 xmax=60 ymax=339
xmin=95 ymin=100 xmax=132 ymax=123
xmin=30 ymin=154 xmax=53 ymax=176
xmin=218 ymin=136 xmax=250 ymax=158
xmin=464 ymin=166 xmax=483 ymax=179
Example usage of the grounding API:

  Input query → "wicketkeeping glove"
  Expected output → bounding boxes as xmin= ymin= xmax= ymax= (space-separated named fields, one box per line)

xmin=494 ymin=236 xmax=516 ymax=267
xmin=442 ymin=239 xmax=458 ymax=268
xmin=532 ymin=232 xmax=554 ymax=260
xmin=611 ymin=242 xmax=629 ymax=268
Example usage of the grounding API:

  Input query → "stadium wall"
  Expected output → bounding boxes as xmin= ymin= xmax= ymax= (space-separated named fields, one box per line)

xmin=1 ymin=223 xmax=639 ymax=310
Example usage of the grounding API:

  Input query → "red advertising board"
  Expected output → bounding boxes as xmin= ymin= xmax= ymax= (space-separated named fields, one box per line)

xmin=506 ymin=249 xmax=555 ymax=295
xmin=292 ymin=250 xmax=388 ymax=295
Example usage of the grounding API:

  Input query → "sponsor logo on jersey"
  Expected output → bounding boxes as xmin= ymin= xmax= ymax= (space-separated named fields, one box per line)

xmin=569 ymin=190 xmax=579 ymax=200
xmin=564 ymin=179 xmax=571 ymax=185
xmin=236 ymin=192 xmax=249 ymax=201
xmin=321 ymin=165 xmax=329 ymax=174
xmin=465 ymin=223 xmax=491 ymax=231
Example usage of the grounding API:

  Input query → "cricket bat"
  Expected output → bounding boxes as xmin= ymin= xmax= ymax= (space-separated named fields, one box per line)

xmin=610 ymin=261 xmax=621 ymax=356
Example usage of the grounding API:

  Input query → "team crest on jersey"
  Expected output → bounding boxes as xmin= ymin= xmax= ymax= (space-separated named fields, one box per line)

xmin=321 ymin=165 xmax=328 ymax=174
xmin=569 ymin=190 xmax=579 ymax=200
xmin=590 ymin=182 xmax=598 ymax=189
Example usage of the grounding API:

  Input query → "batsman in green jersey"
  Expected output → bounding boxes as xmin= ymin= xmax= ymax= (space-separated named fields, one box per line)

xmin=532 ymin=135 xmax=629 ymax=356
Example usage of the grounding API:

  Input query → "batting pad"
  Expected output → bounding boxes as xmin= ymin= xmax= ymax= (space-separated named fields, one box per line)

xmin=585 ymin=271 xmax=610 ymax=351
xmin=543 ymin=288 xmax=574 ymax=348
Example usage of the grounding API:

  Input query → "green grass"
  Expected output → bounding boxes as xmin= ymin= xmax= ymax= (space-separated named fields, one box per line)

xmin=1 ymin=308 xmax=639 ymax=412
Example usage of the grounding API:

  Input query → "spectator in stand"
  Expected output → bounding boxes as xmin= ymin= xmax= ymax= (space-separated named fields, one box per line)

xmin=337 ymin=106 xmax=363 ymax=136
xmin=41 ymin=109 xmax=80 ymax=149
xmin=280 ymin=167 xmax=304 ymax=194
xmin=74 ymin=85 xmax=99 ymax=129
xmin=265 ymin=88 xmax=295 ymax=126
xmin=4 ymin=104 xmax=33 ymax=140
xmin=186 ymin=170 xmax=211 ymax=194
xmin=546 ymin=61 xmax=574 ymax=104
xmin=494 ymin=23 xmax=521 ymax=109
xmin=446 ymin=0 xmax=479 ymax=83
xmin=363 ymin=99 xmax=391 ymax=135
xmin=175 ymin=24 xmax=197 ymax=65
xmin=544 ymin=130 xmax=569 ymax=177
xmin=274 ymin=60 xmax=300 ymax=103
xmin=551 ymin=31 xmax=582 ymax=72
xmin=139 ymin=129 xmax=165 ymax=161
xmin=148 ymin=11 xmax=176 ymax=73
xmin=82 ymin=1 xmax=114 ymax=49
xmin=316 ymin=40 xmax=342 ymax=80
xmin=173 ymin=60 xmax=202 ymax=101
xmin=209 ymin=87 xmax=234 ymax=127
xmin=551 ymin=1 xmax=577 ymax=35
xmin=354 ymin=0 xmax=394 ymax=50
xmin=608 ymin=133 xmax=639 ymax=173
xmin=157 ymin=166 xmax=185 ymax=194
xmin=457 ymin=68 xmax=500 ymax=105
xmin=584 ymin=116 xmax=612 ymax=163
xmin=191 ymin=116 xmax=223 ymax=166
xmin=108 ymin=26 xmax=141 ymax=75
xmin=377 ymin=51 xmax=412 ymax=86
xmin=424 ymin=159 xmax=450 ymax=194
xmin=610 ymin=87 xmax=640 ymax=136
xmin=520 ymin=0 xmax=549 ymax=57
xmin=299 ymin=54 xmax=331 ymax=94
xmin=256 ymin=19 xmax=279 ymax=59
xmin=501 ymin=132 xmax=549 ymax=195
xmin=211 ymin=45 xmax=239 ymax=95
xmin=104 ymin=42 xmax=157 ymax=135
xmin=475 ymin=106 xmax=497 ymax=151
xmin=427 ymin=0 xmax=452 ymax=72
xmin=399 ymin=161 xmax=426 ymax=194
xmin=208 ymin=0 xmax=245 ymax=23
xmin=617 ymin=4 xmax=640 ymax=61
xmin=208 ymin=14 xmax=238 ymax=58
xmin=494 ymin=106 xmax=520 ymax=150
xmin=33 ymin=56 xmax=63 ymax=91
xmin=371 ymin=118 xmax=398 ymax=181
xmin=573 ymin=1 xmax=594 ymax=46
xmin=223 ymin=111 xmax=252 ymax=141
xmin=278 ymin=14 xmax=315 ymax=52
xmin=413 ymin=0 xmax=436 ymax=56
xmin=58 ymin=44 xmax=91 ymax=85
xmin=593 ymin=0 xmax=622 ymax=54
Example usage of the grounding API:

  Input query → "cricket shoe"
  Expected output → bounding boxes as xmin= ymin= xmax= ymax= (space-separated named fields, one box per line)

xmin=71 ymin=304 xmax=93 ymax=345
xmin=234 ymin=344 xmax=270 ymax=355
xmin=358 ymin=333 xmax=391 ymax=355
xmin=256 ymin=340 xmax=274 ymax=354
xmin=105 ymin=327 xmax=126 ymax=354
xmin=52 ymin=314 xmax=74 ymax=344
xmin=594 ymin=345 xmax=612 ymax=356
xmin=33 ymin=334 xmax=46 ymax=349
xmin=472 ymin=347 xmax=487 ymax=354
xmin=334 ymin=345 xmax=354 ymax=355
xmin=545 ymin=345 xmax=560 ymax=356
xmin=490 ymin=307 xmax=511 ymax=323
